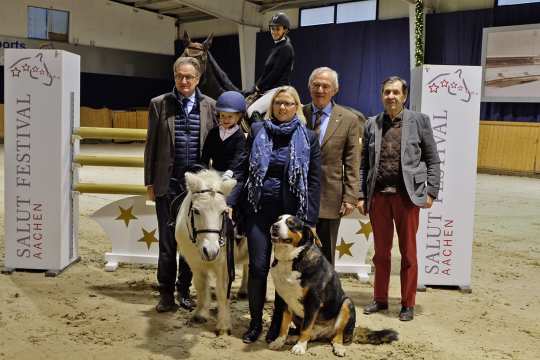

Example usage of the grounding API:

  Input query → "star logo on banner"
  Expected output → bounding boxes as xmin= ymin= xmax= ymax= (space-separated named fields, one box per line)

xmin=356 ymin=220 xmax=373 ymax=239
xmin=450 ymin=81 xmax=458 ymax=88
xmin=336 ymin=238 xmax=354 ymax=259
xmin=11 ymin=67 xmax=21 ymax=77
xmin=115 ymin=205 xmax=137 ymax=227
xmin=22 ymin=63 xmax=30 ymax=72
xmin=440 ymin=79 xmax=449 ymax=87
xmin=428 ymin=83 xmax=439 ymax=93
xmin=138 ymin=227 xmax=158 ymax=250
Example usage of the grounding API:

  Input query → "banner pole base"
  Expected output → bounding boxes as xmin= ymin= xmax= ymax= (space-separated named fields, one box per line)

xmin=45 ymin=257 xmax=81 ymax=277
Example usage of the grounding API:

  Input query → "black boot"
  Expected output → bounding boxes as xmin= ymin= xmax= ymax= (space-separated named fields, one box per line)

xmin=243 ymin=319 xmax=263 ymax=344
xmin=265 ymin=293 xmax=285 ymax=343
xmin=156 ymin=291 xmax=178 ymax=313
xmin=243 ymin=275 xmax=266 ymax=344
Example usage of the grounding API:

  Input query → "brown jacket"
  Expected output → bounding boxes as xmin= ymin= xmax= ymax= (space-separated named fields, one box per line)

xmin=144 ymin=89 xmax=217 ymax=196
xmin=303 ymin=103 xmax=363 ymax=219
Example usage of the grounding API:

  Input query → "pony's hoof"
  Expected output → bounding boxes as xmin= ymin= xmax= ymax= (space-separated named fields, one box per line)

xmin=192 ymin=314 xmax=208 ymax=324
xmin=332 ymin=343 xmax=346 ymax=357
xmin=215 ymin=328 xmax=232 ymax=336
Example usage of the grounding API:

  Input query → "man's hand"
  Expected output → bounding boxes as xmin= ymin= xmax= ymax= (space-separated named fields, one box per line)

xmin=356 ymin=199 xmax=366 ymax=216
xmin=225 ymin=207 xmax=233 ymax=220
xmin=339 ymin=202 xmax=355 ymax=217
xmin=423 ymin=195 xmax=434 ymax=209
xmin=146 ymin=185 xmax=155 ymax=202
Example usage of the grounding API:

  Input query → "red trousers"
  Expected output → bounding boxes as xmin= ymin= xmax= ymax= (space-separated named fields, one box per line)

xmin=369 ymin=192 xmax=420 ymax=307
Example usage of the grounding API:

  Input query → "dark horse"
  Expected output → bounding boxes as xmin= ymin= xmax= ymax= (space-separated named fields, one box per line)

xmin=181 ymin=31 xmax=262 ymax=132
xmin=181 ymin=31 xmax=240 ymax=101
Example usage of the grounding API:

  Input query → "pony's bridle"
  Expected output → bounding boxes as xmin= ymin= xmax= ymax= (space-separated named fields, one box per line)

xmin=188 ymin=189 xmax=227 ymax=247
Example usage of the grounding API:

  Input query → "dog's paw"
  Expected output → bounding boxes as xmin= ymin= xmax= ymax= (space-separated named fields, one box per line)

xmin=291 ymin=341 xmax=307 ymax=355
xmin=332 ymin=343 xmax=346 ymax=357
xmin=268 ymin=336 xmax=286 ymax=350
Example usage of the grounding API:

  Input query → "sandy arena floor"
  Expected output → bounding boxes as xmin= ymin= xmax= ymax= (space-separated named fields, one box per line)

xmin=0 ymin=144 xmax=539 ymax=360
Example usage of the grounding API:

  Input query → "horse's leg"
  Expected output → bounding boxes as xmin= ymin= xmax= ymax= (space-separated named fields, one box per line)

xmin=214 ymin=267 xmax=231 ymax=336
xmin=192 ymin=271 xmax=210 ymax=323
xmin=237 ymin=264 xmax=249 ymax=299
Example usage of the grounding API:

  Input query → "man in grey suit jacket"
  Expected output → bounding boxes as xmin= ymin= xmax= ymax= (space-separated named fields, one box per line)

xmin=358 ymin=76 xmax=440 ymax=321
xmin=144 ymin=57 xmax=217 ymax=313
xmin=303 ymin=67 xmax=362 ymax=266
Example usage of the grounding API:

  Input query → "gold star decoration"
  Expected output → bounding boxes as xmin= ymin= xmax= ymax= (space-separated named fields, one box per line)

xmin=335 ymin=238 xmax=354 ymax=259
xmin=138 ymin=227 xmax=158 ymax=250
xmin=356 ymin=220 xmax=373 ymax=240
xmin=115 ymin=205 xmax=137 ymax=227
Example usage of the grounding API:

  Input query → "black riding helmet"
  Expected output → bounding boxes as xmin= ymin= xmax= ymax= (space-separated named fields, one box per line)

xmin=269 ymin=12 xmax=291 ymax=30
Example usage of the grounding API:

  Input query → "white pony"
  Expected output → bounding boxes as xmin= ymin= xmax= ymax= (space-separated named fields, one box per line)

xmin=175 ymin=170 xmax=248 ymax=335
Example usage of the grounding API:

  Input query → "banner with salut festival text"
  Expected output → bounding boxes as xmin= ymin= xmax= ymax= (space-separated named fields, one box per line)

xmin=411 ymin=65 xmax=482 ymax=289
xmin=4 ymin=49 xmax=80 ymax=274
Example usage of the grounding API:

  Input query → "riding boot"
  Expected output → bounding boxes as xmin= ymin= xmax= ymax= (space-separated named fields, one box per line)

xmin=265 ymin=292 xmax=285 ymax=343
xmin=242 ymin=276 xmax=266 ymax=344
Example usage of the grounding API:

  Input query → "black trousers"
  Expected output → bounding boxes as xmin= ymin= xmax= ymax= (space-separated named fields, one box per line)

xmin=155 ymin=192 xmax=193 ymax=295
xmin=316 ymin=218 xmax=341 ymax=266
xmin=244 ymin=200 xmax=283 ymax=324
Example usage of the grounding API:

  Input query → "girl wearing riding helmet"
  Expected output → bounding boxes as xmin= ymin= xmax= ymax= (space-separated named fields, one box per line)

xmin=201 ymin=91 xmax=247 ymax=174
xmin=243 ymin=12 xmax=295 ymax=116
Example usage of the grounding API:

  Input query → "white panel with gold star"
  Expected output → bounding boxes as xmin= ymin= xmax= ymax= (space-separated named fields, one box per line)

xmin=335 ymin=210 xmax=373 ymax=282
xmin=91 ymin=195 xmax=159 ymax=271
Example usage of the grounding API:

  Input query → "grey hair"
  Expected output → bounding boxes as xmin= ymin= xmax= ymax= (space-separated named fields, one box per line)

xmin=308 ymin=67 xmax=339 ymax=90
xmin=173 ymin=56 xmax=201 ymax=76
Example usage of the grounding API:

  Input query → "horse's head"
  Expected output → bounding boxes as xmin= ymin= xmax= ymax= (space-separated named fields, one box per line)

xmin=181 ymin=31 xmax=213 ymax=77
xmin=184 ymin=170 xmax=236 ymax=262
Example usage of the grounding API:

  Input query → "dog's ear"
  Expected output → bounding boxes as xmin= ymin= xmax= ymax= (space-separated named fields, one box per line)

xmin=303 ymin=224 xmax=322 ymax=248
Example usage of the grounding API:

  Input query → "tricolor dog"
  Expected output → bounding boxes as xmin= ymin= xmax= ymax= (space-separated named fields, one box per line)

xmin=269 ymin=215 xmax=398 ymax=356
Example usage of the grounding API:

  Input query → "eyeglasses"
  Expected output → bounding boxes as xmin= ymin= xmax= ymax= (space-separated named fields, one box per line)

xmin=310 ymin=82 xmax=333 ymax=91
xmin=273 ymin=100 xmax=297 ymax=108
xmin=174 ymin=74 xmax=198 ymax=81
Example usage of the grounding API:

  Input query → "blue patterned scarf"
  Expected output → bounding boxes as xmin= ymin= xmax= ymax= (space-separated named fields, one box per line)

xmin=246 ymin=116 xmax=311 ymax=219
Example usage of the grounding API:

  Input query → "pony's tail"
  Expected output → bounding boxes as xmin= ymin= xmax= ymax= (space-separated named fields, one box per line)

xmin=353 ymin=327 xmax=399 ymax=345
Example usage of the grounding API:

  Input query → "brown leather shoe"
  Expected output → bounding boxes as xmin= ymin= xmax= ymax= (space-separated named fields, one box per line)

xmin=363 ymin=301 xmax=389 ymax=315
xmin=399 ymin=306 xmax=414 ymax=321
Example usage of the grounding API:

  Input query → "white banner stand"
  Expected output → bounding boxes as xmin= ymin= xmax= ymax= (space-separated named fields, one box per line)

xmin=335 ymin=210 xmax=373 ymax=282
xmin=411 ymin=65 xmax=482 ymax=292
xmin=3 ymin=49 xmax=80 ymax=276
xmin=91 ymin=196 xmax=159 ymax=271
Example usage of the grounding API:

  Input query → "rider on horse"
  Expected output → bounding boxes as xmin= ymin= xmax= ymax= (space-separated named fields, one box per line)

xmin=243 ymin=12 xmax=295 ymax=111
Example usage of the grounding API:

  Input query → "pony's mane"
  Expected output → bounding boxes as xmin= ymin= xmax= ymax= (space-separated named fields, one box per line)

xmin=190 ymin=169 xmax=223 ymax=192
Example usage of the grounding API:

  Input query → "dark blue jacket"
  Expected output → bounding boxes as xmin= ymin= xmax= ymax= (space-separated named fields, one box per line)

xmin=228 ymin=120 xmax=321 ymax=226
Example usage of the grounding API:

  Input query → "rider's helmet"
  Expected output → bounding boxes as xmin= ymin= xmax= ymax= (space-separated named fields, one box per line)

xmin=216 ymin=91 xmax=246 ymax=113
xmin=269 ymin=12 xmax=291 ymax=30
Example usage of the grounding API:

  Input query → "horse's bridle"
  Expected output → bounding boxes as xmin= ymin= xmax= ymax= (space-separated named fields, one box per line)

xmin=188 ymin=189 xmax=227 ymax=247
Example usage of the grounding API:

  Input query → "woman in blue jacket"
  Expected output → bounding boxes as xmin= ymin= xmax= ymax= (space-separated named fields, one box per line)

xmin=228 ymin=86 xmax=321 ymax=343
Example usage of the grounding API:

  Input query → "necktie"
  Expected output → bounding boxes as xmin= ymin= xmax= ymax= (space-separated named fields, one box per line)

xmin=313 ymin=110 xmax=323 ymax=136
xmin=182 ymin=97 xmax=190 ymax=114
